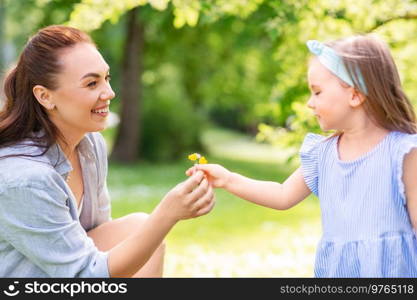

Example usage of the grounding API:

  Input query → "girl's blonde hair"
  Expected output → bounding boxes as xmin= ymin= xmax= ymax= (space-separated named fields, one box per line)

xmin=328 ymin=35 xmax=417 ymax=134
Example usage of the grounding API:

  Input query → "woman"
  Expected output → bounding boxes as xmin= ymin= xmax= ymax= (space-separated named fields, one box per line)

xmin=0 ymin=25 xmax=215 ymax=277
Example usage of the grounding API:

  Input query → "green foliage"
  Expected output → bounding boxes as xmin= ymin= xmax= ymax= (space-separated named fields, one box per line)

xmin=139 ymin=3 xmax=291 ymax=133
xmin=140 ymin=99 xmax=205 ymax=161
xmin=4 ymin=0 xmax=81 ymax=53
xmin=68 ymin=0 xmax=168 ymax=31
xmin=68 ymin=0 xmax=265 ymax=31
xmin=256 ymin=101 xmax=324 ymax=163
xmin=140 ymin=66 xmax=206 ymax=161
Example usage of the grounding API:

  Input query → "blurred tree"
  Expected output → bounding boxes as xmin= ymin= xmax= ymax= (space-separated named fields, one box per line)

xmin=110 ymin=7 xmax=144 ymax=162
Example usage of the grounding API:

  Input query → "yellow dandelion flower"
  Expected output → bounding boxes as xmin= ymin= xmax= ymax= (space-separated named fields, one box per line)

xmin=199 ymin=156 xmax=208 ymax=164
xmin=188 ymin=153 xmax=208 ymax=164
xmin=188 ymin=153 xmax=200 ymax=161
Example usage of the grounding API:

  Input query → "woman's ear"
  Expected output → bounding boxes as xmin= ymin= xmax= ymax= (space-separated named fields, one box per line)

xmin=349 ymin=89 xmax=366 ymax=108
xmin=33 ymin=85 xmax=55 ymax=110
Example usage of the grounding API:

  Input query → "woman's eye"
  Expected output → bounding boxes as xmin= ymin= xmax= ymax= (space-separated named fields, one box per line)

xmin=314 ymin=91 xmax=321 ymax=96
xmin=105 ymin=75 xmax=111 ymax=81
xmin=87 ymin=81 xmax=97 ymax=87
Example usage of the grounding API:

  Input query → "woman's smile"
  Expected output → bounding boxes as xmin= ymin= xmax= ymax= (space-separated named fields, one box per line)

xmin=91 ymin=100 xmax=110 ymax=118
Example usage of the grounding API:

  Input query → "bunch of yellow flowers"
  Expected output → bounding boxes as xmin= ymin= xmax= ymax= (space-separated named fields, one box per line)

xmin=188 ymin=153 xmax=208 ymax=164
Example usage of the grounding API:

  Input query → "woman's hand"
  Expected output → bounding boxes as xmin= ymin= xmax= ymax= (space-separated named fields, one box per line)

xmin=156 ymin=171 xmax=215 ymax=224
xmin=186 ymin=164 xmax=232 ymax=189
xmin=107 ymin=171 xmax=215 ymax=277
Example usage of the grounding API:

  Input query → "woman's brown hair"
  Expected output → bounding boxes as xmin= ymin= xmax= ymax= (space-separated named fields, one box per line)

xmin=328 ymin=35 xmax=417 ymax=134
xmin=0 ymin=25 xmax=94 ymax=157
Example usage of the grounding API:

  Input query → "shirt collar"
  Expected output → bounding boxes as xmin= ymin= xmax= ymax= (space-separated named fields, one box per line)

xmin=32 ymin=130 xmax=96 ymax=177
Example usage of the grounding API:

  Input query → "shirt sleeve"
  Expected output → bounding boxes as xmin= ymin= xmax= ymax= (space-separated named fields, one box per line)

xmin=0 ymin=173 xmax=110 ymax=278
xmin=299 ymin=133 xmax=326 ymax=196
xmin=395 ymin=134 xmax=417 ymax=205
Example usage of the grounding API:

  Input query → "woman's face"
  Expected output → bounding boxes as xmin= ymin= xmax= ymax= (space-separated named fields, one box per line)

xmin=48 ymin=42 xmax=115 ymax=135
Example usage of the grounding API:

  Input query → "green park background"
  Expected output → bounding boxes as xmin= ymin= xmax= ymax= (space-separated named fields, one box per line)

xmin=1 ymin=0 xmax=417 ymax=277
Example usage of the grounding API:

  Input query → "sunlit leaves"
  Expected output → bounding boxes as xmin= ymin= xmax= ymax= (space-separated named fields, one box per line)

xmin=172 ymin=0 xmax=200 ymax=28
xmin=68 ymin=0 xmax=266 ymax=31
xmin=67 ymin=0 xmax=166 ymax=31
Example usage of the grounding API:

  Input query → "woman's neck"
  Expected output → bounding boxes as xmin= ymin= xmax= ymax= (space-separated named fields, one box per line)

xmin=56 ymin=129 xmax=85 ymax=160
xmin=49 ymin=114 xmax=86 ymax=160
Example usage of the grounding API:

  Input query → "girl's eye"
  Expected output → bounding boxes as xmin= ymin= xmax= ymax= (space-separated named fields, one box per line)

xmin=105 ymin=75 xmax=111 ymax=81
xmin=87 ymin=81 xmax=97 ymax=87
xmin=314 ymin=91 xmax=321 ymax=96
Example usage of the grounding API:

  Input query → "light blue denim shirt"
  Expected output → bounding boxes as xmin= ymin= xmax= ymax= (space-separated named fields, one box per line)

xmin=0 ymin=132 xmax=111 ymax=277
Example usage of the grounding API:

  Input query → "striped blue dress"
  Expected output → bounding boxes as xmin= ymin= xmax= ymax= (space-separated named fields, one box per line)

xmin=300 ymin=131 xmax=417 ymax=277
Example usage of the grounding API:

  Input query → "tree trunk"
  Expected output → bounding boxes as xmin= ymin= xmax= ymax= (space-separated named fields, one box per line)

xmin=110 ymin=7 xmax=144 ymax=162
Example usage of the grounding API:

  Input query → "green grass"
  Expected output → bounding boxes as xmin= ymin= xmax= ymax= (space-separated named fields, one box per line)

xmin=106 ymin=127 xmax=321 ymax=277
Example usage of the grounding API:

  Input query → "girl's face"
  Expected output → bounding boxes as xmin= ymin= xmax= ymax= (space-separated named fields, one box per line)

xmin=307 ymin=58 xmax=354 ymax=131
xmin=48 ymin=42 xmax=115 ymax=135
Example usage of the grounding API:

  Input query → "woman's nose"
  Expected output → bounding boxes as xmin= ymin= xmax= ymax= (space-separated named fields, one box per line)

xmin=100 ymin=84 xmax=115 ymax=101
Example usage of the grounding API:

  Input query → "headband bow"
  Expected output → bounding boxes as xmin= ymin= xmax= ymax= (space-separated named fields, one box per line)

xmin=306 ymin=40 xmax=367 ymax=94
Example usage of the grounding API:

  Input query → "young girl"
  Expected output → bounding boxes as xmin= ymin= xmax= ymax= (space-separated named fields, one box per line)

xmin=0 ymin=25 xmax=215 ymax=277
xmin=188 ymin=35 xmax=417 ymax=277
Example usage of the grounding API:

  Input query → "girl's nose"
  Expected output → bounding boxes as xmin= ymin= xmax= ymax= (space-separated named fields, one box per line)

xmin=307 ymin=96 xmax=315 ymax=109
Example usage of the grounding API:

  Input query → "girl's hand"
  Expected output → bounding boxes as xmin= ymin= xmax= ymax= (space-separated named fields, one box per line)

xmin=157 ymin=171 xmax=215 ymax=223
xmin=186 ymin=164 xmax=232 ymax=189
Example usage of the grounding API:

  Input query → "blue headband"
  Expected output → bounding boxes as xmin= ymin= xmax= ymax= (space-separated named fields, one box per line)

xmin=306 ymin=40 xmax=367 ymax=94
